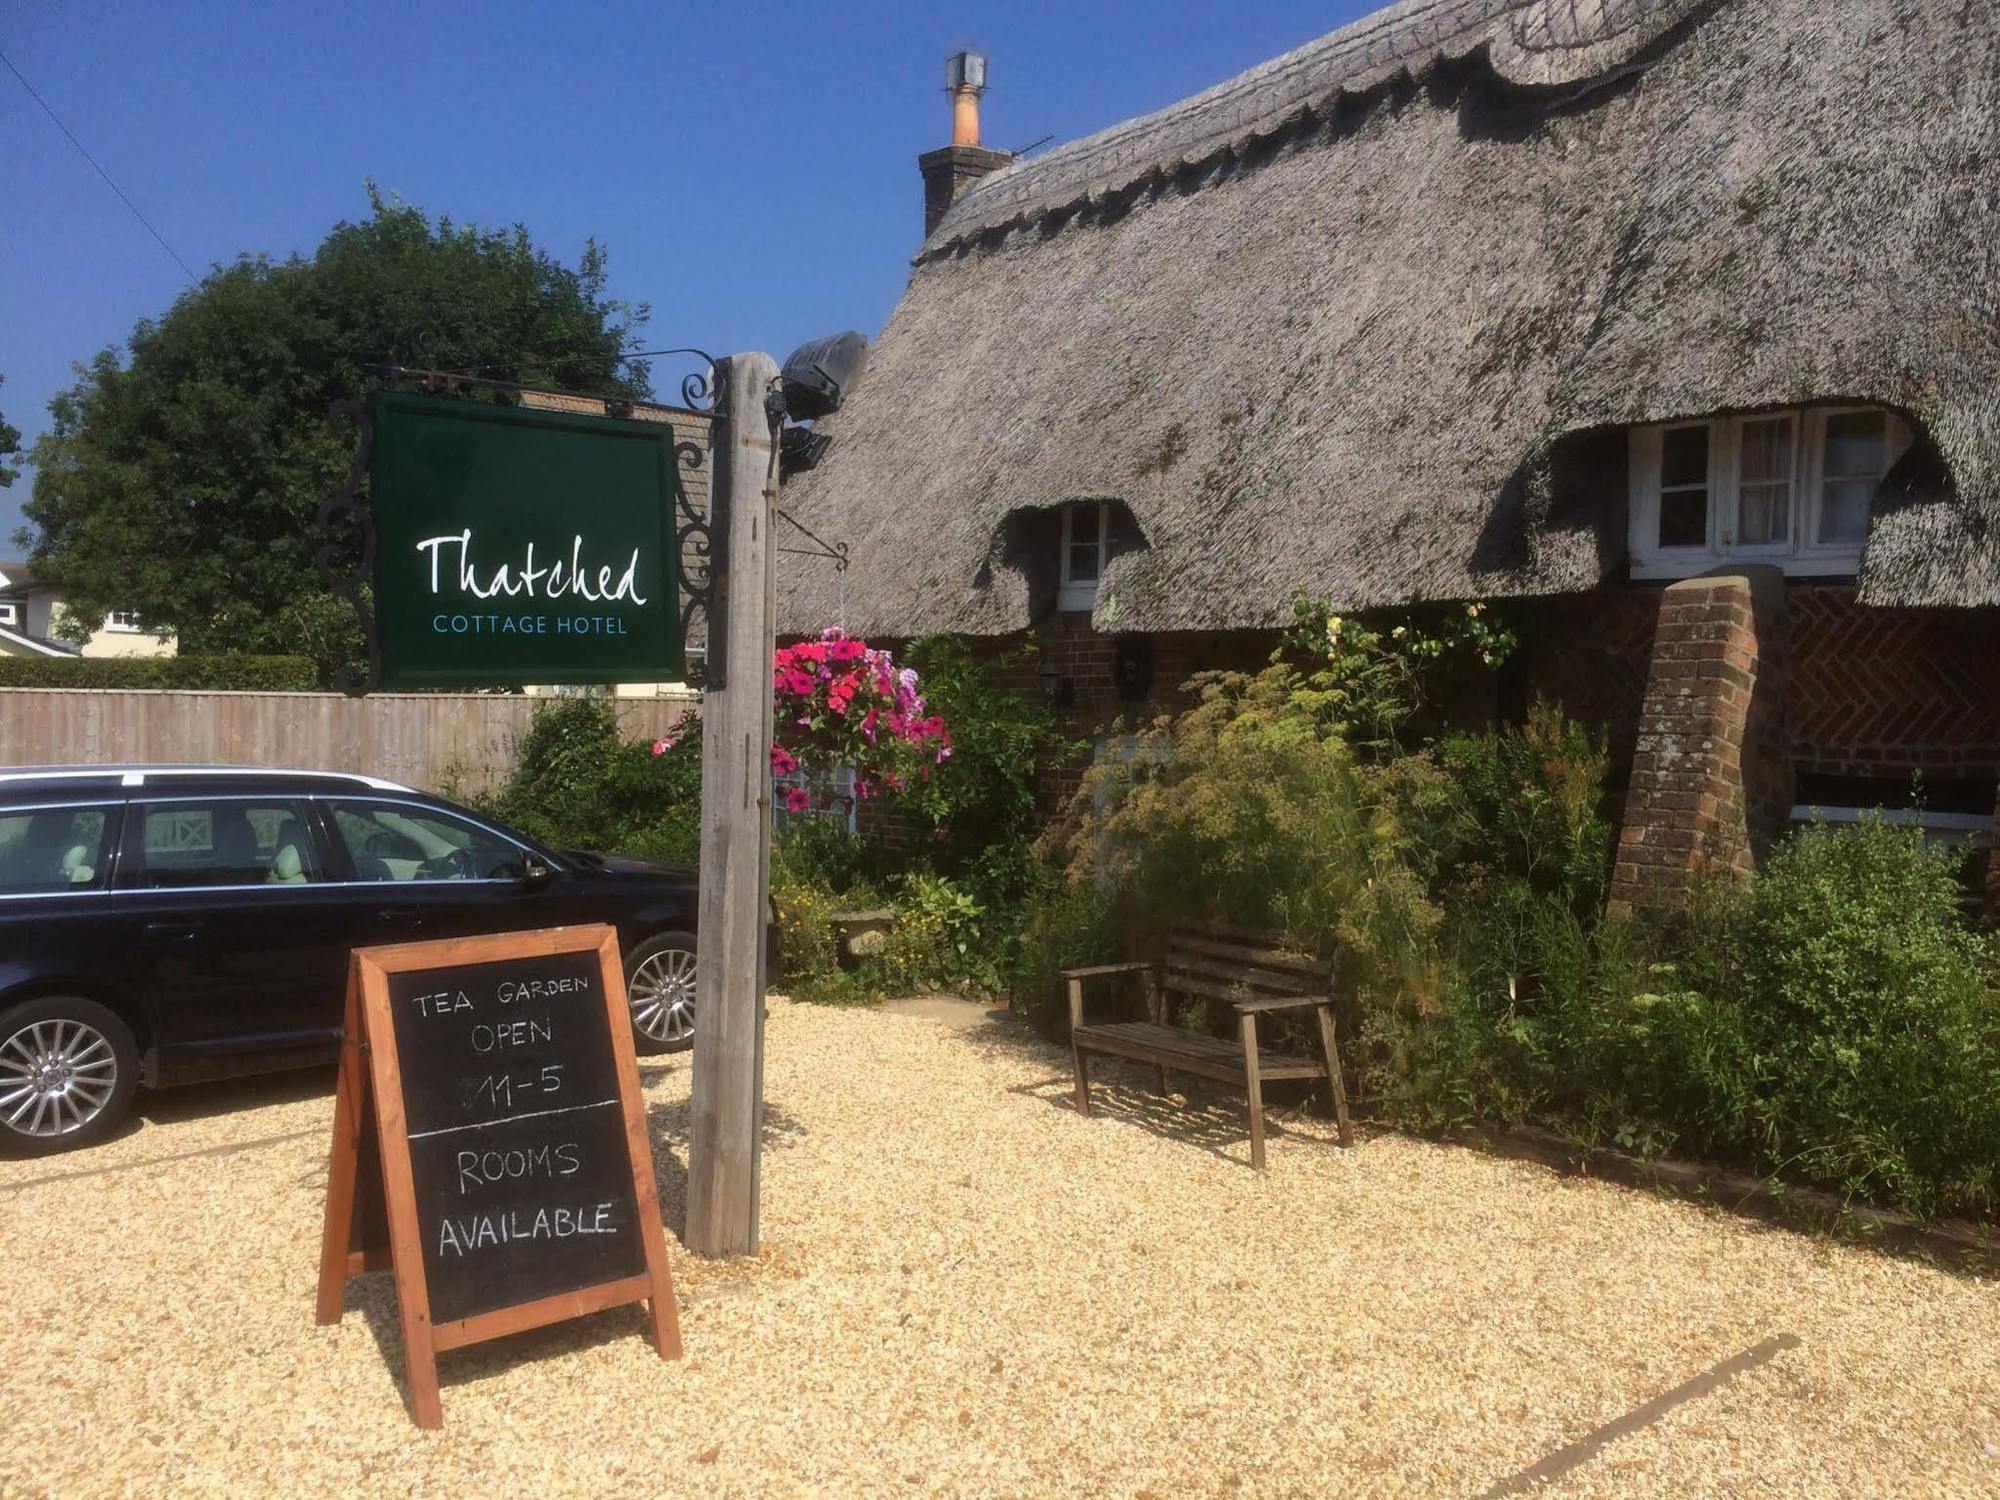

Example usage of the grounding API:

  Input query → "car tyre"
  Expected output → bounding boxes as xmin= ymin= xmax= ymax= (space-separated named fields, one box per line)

xmin=0 ymin=995 xmax=140 ymax=1157
xmin=624 ymin=931 xmax=698 ymax=1056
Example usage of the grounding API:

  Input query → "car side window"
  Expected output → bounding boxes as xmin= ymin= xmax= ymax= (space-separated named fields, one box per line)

xmin=136 ymin=800 xmax=322 ymax=888
xmin=328 ymin=801 xmax=527 ymax=882
xmin=0 ymin=805 xmax=115 ymax=894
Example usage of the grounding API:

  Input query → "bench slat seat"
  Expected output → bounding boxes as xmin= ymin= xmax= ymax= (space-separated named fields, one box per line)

xmin=1063 ymin=923 xmax=1354 ymax=1169
xmin=1071 ymin=1021 xmax=1328 ymax=1082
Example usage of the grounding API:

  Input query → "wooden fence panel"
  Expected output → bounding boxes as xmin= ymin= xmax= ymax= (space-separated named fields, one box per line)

xmin=0 ymin=689 xmax=699 ymax=795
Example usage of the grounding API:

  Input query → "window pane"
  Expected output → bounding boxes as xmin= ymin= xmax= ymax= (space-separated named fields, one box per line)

xmin=139 ymin=801 xmax=319 ymax=888
xmin=0 ymin=808 xmax=110 ymax=893
xmin=1067 ymin=543 xmax=1100 ymax=582
xmin=1817 ymin=411 xmax=1885 ymax=545
xmin=1661 ymin=426 xmax=1709 ymax=488
xmin=1820 ymin=479 xmax=1874 ymax=544
xmin=1658 ymin=491 xmax=1708 ymax=548
xmin=1823 ymin=411 xmax=1885 ymax=480
xmin=1069 ymin=505 xmax=1100 ymax=548
xmin=1738 ymin=484 xmax=1792 ymax=545
xmin=1736 ymin=417 xmax=1794 ymax=544
xmin=330 ymin=802 xmax=525 ymax=882
xmin=1740 ymin=417 xmax=1794 ymax=483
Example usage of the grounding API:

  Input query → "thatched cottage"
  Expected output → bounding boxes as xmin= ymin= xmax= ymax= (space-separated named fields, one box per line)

xmin=778 ymin=0 xmax=1999 ymax=912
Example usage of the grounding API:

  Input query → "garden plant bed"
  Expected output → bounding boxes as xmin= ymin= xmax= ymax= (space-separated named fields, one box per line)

xmin=4 ymin=998 xmax=1998 ymax=1497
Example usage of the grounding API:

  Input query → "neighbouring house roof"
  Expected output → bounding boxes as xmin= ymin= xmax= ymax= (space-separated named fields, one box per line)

xmin=0 ymin=624 xmax=76 ymax=658
xmin=779 ymin=0 xmax=2000 ymax=636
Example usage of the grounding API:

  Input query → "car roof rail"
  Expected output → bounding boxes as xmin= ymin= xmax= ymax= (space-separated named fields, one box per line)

xmin=0 ymin=764 xmax=415 ymax=793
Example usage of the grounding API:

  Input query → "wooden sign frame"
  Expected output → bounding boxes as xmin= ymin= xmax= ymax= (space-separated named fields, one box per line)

xmin=315 ymin=924 xmax=680 ymax=1428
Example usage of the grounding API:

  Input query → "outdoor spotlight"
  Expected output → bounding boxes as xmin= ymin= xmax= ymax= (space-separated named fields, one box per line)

xmin=779 ymin=332 xmax=869 ymax=421
xmin=779 ymin=425 xmax=834 ymax=479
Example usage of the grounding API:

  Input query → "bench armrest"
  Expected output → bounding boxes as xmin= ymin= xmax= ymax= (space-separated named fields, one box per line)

xmin=1059 ymin=961 xmax=1152 ymax=980
xmin=1064 ymin=961 xmax=1157 ymax=1030
xmin=1230 ymin=993 xmax=1335 ymax=1015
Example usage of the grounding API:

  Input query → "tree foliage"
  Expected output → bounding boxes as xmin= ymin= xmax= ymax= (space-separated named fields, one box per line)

xmin=21 ymin=189 xmax=650 ymax=678
xmin=0 ymin=376 xmax=21 ymax=490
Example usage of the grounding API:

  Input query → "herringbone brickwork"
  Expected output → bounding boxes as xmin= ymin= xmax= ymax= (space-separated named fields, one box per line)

xmin=1787 ymin=586 xmax=2000 ymax=778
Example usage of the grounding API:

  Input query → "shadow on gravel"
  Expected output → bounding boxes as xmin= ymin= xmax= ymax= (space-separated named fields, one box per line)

xmin=137 ymin=1065 xmax=337 ymax=1126
xmin=944 ymin=1009 xmax=1332 ymax=1166
xmin=340 ymin=1269 xmax=657 ymax=1409
xmin=642 ymin=1095 xmax=809 ymax=1243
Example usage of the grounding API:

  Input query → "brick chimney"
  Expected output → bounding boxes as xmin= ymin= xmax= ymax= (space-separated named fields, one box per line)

xmin=919 ymin=50 xmax=1011 ymax=238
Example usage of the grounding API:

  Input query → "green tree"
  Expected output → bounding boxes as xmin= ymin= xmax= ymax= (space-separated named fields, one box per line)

xmin=20 ymin=188 xmax=650 ymax=680
xmin=0 ymin=376 xmax=21 ymax=490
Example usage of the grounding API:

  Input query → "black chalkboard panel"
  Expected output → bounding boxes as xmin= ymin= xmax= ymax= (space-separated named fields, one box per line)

xmin=383 ymin=947 xmax=648 ymax=1325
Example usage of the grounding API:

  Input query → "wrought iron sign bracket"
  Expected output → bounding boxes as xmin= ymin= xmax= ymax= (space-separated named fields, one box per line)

xmin=673 ymin=435 xmax=720 ymax=690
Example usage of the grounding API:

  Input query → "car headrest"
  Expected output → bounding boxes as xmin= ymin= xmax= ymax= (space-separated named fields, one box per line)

xmin=213 ymin=811 xmax=259 ymax=869
xmin=59 ymin=844 xmax=95 ymax=885
xmin=268 ymin=817 xmax=309 ymax=884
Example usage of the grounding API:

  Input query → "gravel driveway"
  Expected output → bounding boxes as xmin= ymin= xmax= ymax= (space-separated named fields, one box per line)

xmin=3 ymin=998 xmax=1996 ymax=1498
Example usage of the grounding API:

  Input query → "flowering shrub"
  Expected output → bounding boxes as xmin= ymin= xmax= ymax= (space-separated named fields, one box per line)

xmin=649 ymin=629 xmax=952 ymax=814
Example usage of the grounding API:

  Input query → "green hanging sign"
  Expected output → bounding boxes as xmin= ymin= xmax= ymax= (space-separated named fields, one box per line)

xmin=369 ymin=393 xmax=685 ymax=689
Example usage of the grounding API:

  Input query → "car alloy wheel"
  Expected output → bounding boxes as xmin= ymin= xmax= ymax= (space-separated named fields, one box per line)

xmin=0 ymin=1017 xmax=120 ymax=1139
xmin=628 ymin=946 xmax=697 ymax=1046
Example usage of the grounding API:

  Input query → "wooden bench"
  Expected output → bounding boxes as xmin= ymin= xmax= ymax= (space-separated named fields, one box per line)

xmin=1063 ymin=920 xmax=1353 ymax=1169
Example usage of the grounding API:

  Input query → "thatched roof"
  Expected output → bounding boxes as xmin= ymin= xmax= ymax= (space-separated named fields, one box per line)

xmin=779 ymin=0 xmax=2000 ymax=634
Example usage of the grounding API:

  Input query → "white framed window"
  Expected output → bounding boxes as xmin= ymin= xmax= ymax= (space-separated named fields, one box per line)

xmin=1629 ymin=406 xmax=1910 ymax=579
xmin=0 ymin=602 xmax=16 ymax=628
xmin=774 ymin=763 xmax=857 ymax=835
xmin=1058 ymin=502 xmax=1110 ymax=612
xmin=105 ymin=610 xmax=143 ymax=633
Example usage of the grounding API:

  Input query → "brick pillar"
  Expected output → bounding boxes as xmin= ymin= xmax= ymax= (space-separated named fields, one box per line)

xmin=1607 ymin=568 xmax=1790 ymax=917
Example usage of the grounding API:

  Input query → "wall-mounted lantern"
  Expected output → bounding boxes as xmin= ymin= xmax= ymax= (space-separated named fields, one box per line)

xmin=1039 ymin=659 xmax=1075 ymax=709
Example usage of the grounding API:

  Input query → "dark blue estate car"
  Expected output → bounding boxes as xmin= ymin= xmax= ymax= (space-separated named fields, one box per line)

xmin=0 ymin=765 xmax=743 ymax=1156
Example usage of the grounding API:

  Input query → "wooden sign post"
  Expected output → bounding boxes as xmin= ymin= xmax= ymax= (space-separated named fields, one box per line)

xmin=316 ymin=924 xmax=679 ymax=1428
xmin=687 ymin=352 xmax=781 ymax=1259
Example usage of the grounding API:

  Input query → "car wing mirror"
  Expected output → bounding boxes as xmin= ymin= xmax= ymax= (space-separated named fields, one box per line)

xmin=521 ymin=855 xmax=555 ymax=888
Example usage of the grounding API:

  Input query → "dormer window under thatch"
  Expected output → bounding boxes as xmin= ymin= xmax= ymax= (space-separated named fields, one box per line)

xmin=1058 ymin=503 xmax=1110 ymax=613
xmin=1628 ymin=406 xmax=1913 ymax=581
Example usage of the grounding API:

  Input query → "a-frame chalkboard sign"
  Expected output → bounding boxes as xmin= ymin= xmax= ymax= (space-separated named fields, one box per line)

xmin=315 ymin=925 xmax=680 ymax=1427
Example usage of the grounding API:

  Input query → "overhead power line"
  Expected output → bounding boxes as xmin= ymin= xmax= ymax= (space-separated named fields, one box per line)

xmin=0 ymin=46 xmax=200 ymax=285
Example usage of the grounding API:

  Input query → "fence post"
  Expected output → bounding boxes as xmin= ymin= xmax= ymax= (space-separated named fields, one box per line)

xmin=685 ymin=351 xmax=780 ymax=1257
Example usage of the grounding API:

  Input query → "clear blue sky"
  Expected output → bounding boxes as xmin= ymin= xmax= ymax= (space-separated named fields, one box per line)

xmin=2 ymin=0 xmax=1373 ymax=548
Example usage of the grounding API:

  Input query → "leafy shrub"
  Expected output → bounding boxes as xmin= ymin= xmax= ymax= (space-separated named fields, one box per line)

xmin=876 ymin=873 xmax=998 ymax=994
xmin=1431 ymin=703 xmax=1613 ymax=915
xmin=776 ymin=818 xmax=889 ymax=897
xmin=0 ymin=654 xmax=317 ymax=690
xmin=1732 ymin=817 xmax=2000 ymax=1215
xmin=1062 ymin=660 xmax=1446 ymax=1016
xmin=1371 ymin=811 xmax=2000 ymax=1221
xmin=480 ymin=696 xmax=699 ymax=859
xmin=1007 ymin=876 xmax=1122 ymax=1030
xmin=899 ymin=635 xmax=1080 ymax=910
xmin=769 ymin=841 xmax=847 ymax=991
